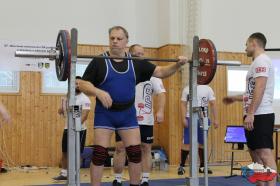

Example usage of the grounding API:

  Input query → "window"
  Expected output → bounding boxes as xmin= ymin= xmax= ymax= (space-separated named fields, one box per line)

xmin=41 ymin=61 xmax=89 ymax=94
xmin=272 ymin=58 xmax=280 ymax=99
xmin=266 ymin=51 xmax=280 ymax=124
xmin=41 ymin=71 xmax=68 ymax=94
xmin=76 ymin=62 xmax=88 ymax=77
xmin=227 ymin=64 xmax=248 ymax=96
xmin=266 ymin=51 xmax=280 ymax=99
xmin=0 ymin=71 xmax=20 ymax=93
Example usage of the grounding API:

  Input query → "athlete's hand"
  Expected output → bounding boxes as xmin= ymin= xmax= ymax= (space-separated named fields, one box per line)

xmin=155 ymin=110 xmax=164 ymax=123
xmin=58 ymin=108 xmax=64 ymax=115
xmin=95 ymin=89 xmax=113 ymax=109
xmin=177 ymin=56 xmax=188 ymax=66
xmin=244 ymin=113 xmax=254 ymax=131
xmin=0 ymin=112 xmax=11 ymax=128
xmin=213 ymin=120 xmax=219 ymax=129
xmin=2 ymin=112 xmax=11 ymax=123
xmin=183 ymin=118 xmax=188 ymax=128
xmin=223 ymin=96 xmax=235 ymax=104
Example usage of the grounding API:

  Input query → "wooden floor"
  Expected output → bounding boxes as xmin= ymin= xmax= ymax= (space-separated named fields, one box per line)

xmin=0 ymin=164 xmax=246 ymax=186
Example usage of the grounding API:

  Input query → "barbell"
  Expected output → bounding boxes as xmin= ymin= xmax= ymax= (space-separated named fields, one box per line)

xmin=15 ymin=30 xmax=240 ymax=84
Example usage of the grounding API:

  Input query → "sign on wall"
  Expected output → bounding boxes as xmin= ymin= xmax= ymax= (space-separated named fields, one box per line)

xmin=0 ymin=40 xmax=55 ymax=72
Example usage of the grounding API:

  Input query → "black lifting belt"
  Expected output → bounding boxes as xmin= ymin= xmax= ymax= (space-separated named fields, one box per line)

xmin=96 ymin=98 xmax=135 ymax=111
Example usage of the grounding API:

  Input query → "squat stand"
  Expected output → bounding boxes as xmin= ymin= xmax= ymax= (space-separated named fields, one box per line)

xmin=186 ymin=36 xmax=200 ymax=186
xmin=186 ymin=37 xmax=210 ymax=186
xmin=200 ymin=106 xmax=210 ymax=186
xmin=67 ymin=28 xmax=82 ymax=186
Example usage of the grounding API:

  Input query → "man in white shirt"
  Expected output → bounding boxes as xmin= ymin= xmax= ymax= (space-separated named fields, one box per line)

xmin=224 ymin=33 xmax=276 ymax=186
xmin=177 ymin=85 xmax=218 ymax=175
xmin=53 ymin=76 xmax=91 ymax=181
xmin=112 ymin=44 xmax=166 ymax=186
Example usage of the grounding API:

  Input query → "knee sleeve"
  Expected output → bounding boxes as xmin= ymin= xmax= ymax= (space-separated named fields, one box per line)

xmin=91 ymin=145 xmax=108 ymax=166
xmin=126 ymin=145 xmax=141 ymax=163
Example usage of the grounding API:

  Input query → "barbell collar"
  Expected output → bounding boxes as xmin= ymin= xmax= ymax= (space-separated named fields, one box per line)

xmin=217 ymin=61 xmax=241 ymax=66
xmin=15 ymin=49 xmax=59 ymax=60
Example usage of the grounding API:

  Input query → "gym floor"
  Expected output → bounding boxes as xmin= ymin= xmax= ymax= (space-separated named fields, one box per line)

xmin=0 ymin=164 xmax=247 ymax=186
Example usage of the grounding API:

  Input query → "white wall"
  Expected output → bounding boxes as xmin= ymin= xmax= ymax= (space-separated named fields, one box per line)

xmin=0 ymin=0 xmax=153 ymax=47
xmin=158 ymin=0 xmax=187 ymax=46
xmin=0 ymin=0 xmax=185 ymax=47
xmin=200 ymin=0 xmax=280 ymax=52
xmin=134 ymin=0 xmax=159 ymax=47
xmin=4 ymin=0 xmax=280 ymax=51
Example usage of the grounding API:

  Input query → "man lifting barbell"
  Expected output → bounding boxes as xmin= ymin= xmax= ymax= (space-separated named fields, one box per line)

xmin=78 ymin=26 xmax=187 ymax=186
xmin=14 ymin=26 xmax=241 ymax=186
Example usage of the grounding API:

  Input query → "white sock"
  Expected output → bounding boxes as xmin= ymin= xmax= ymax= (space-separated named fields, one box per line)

xmin=60 ymin=169 xmax=67 ymax=177
xmin=115 ymin=173 xmax=122 ymax=183
xmin=141 ymin=172 xmax=150 ymax=183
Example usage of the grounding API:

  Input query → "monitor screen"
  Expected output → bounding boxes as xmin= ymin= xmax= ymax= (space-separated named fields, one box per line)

xmin=224 ymin=126 xmax=247 ymax=143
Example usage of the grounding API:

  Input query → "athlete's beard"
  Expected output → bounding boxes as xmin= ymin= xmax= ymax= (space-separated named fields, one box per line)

xmin=75 ymin=89 xmax=81 ymax=94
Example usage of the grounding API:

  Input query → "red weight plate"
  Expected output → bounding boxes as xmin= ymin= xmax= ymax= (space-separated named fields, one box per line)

xmin=65 ymin=30 xmax=71 ymax=81
xmin=55 ymin=30 xmax=71 ymax=81
xmin=197 ymin=39 xmax=217 ymax=85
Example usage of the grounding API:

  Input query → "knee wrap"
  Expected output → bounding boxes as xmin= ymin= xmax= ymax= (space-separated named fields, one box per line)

xmin=91 ymin=145 xmax=108 ymax=166
xmin=126 ymin=145 xmax=142 ymax=163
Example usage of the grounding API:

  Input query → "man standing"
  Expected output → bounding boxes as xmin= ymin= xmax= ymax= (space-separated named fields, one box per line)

xmin=79 ymin=26 xmax=187 ymax=186
xmin=112 ymin=44 xmax=166 ymax=186
xmin=224 ymin=33 xmax=276 ymax=186
xmin=53 ymin=76 xmax=91 ymax=181
xmin=177 ymin=85 xmax=218 ymax=175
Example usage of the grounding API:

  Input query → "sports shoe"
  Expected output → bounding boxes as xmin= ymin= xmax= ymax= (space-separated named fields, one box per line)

xmin=140 ymin=181 xmax=149 ymax=186
xmin=0 ymin=168 xmax=8 ymax=173
xmin=177 ymin=166 xmax=185 ymax=175
xmin=199 ymin=167 xmax=213 ymax=174
xmin=112 ymin=179 xmax=122 ymax=186
xmin=241 ymin=163 xmax=277 ymax=183
xmin=52 ymin=174 xmax=67 ymax=181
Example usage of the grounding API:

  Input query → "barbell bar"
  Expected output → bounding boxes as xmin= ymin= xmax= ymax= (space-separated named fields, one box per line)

xmin=15 ymin=49 xmax=181 ymax=62
xmin=14 ymin=30 xmax=240 ymax=84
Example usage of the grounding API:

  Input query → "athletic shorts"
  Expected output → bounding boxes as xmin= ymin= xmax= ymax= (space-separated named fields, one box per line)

xmin=183 ymin=117 xmax=210 ymax=145
xmin=115 ymin=125 xmax=154 ymax=144
xmin=62 ymin=129 xmax=87 ymax=153
xmin=94 ymin=105 xmax=138 ymax=130
xmin=245 ymin=113 xmax=275 ymax=151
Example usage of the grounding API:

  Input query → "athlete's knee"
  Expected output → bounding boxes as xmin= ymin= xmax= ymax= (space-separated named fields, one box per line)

xmin=199 ymin=144 xmax=204 ymax=148
xmin=91 ymin=145 xmax=109 ymax=166
xmin=182 ymin=144 xmax=190 ymax=150
xmin=256 ymin=149 xmax=272 ymax=160
xmin=115 ymin=142 xmax=126 ymax=155
xmin=126 ymin=144 xmax=142 ymax=163
xmin=141 ymin=143 xmax=151 ymax=155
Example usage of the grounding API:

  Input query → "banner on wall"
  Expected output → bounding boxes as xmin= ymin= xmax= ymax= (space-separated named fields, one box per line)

xmin=0 ymin=40 xmax=56 ymax=72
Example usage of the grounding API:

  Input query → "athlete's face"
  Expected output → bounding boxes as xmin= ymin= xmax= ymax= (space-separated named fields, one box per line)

xmin=109 ymin=29 xmax=128 ymax=55
xmin=75 ymin=80 xmax=81 ymax=94
xmin=245 ymin=38 xmax=256 ymax=57
xmin=131 ymin=46 xmax=145 ymax=57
